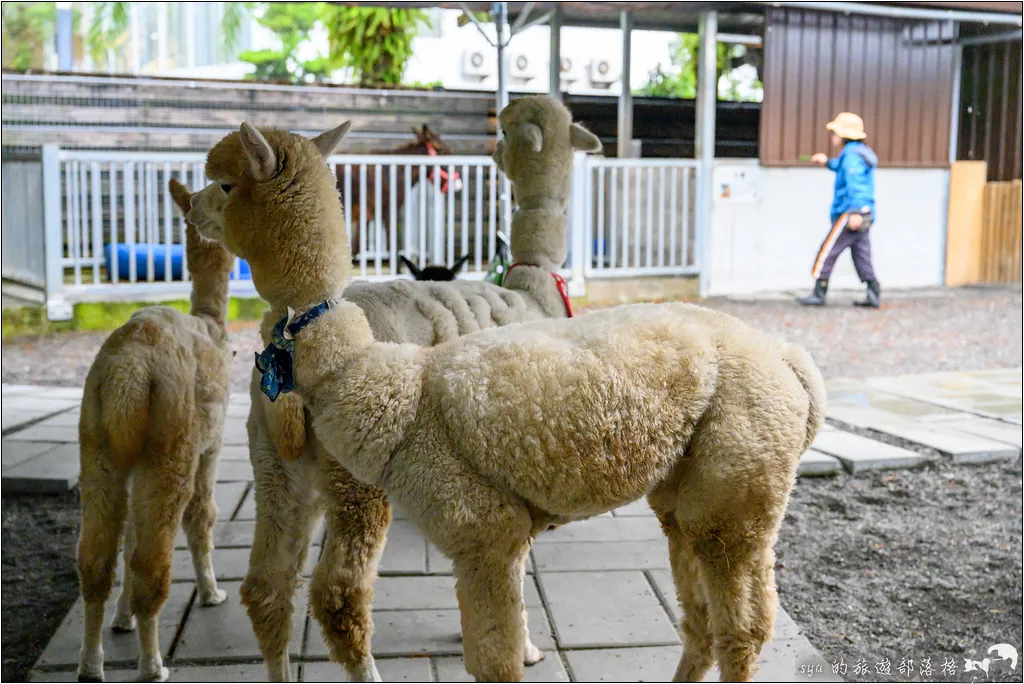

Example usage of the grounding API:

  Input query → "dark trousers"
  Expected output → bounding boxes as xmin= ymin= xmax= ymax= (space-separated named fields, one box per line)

xmin=811 ymin=213 xmax=876 ymax=282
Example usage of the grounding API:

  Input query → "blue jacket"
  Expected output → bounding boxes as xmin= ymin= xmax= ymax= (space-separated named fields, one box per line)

xmin=826 ymin=141 xmax=878 ymax=223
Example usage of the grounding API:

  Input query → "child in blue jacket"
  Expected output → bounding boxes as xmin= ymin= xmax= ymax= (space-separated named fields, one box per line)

xmin=798 ymin=112 xmax=881 ymax=308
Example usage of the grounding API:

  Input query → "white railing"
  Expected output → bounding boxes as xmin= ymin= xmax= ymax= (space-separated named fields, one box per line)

xmin=584 ymin=157 xmax=700 ymax=278
xmin=38 ymin=145 xmax=706 ymax=318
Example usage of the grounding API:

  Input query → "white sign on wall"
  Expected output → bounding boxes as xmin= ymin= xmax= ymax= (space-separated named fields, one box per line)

xmin=713 ymin=165 xmax=761 ymax=203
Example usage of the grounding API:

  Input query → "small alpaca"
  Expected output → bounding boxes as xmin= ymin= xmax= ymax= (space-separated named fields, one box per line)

xmin=76 ymin=179 xmax=235 ymax=683
xmin=188 ymin=97 xmax=599 ymax=681
xmin=191 ymin=123 xmax=826 ymax=682
xmin=398 ymin=253 xmax=470 ymax=281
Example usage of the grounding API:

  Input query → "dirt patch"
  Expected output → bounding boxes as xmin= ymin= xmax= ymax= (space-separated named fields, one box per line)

xmin=778 ymin=458 xmax=1024 ymax=682
xmin=1 ymin=492 xmax=81 ymax=682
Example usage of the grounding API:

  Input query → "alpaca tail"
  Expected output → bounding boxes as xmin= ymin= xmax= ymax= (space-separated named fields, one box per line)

xmin=782 ymin=343 xmax=827 ymax=453
xmin=99 ymin=357 xmax=152 ymax=470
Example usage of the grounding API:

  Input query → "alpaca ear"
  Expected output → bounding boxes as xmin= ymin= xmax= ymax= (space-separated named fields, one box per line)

xmin=523 ymin=122 xmax=543 ymax=152
xmin=570 ymin=123 xmax=602 ymax=152
xmin=311 ymin=121 xmax=352 ymax=158
xmin=451 ymin=254 xmax=471 ymax=275
xmin=399 ymin=255 xmax=421 ymax=279
xmin=240 ymin=122 xmax=278 ymax=181
xmin=167 ymin=178 xmax=193 ymax=215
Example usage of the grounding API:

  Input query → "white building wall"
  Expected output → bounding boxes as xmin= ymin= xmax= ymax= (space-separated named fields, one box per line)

xmin=708 ymin=163 xmax=949 ymax=295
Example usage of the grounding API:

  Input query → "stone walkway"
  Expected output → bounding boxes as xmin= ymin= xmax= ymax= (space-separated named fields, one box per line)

xmin=5 ymin=368 xmax=1021 ymax=682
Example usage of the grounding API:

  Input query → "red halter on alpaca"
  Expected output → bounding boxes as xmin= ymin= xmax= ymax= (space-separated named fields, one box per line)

xmin=425 ymin=140 xmax=460 ymax=194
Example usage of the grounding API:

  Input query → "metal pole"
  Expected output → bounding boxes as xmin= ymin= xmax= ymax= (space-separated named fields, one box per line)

xmin=495 ymin=2 xmax=509 ymax=121
xmin=42 ymin=144 xmax=71 ymax=320
xmin=549 ymin=6 xmax=562 ymax=101
xmin=617 ymin=11 xmax=633 ymax=159
xmin=948 ymin=44 xmax=963 ymax=164
xmin=56 ymin=2 xmax=73 ymax=71
xmin=695 ymin=10 xmax=717 ymax=298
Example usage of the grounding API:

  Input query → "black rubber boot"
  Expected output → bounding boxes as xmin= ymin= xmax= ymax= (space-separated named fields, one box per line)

xmin=797 ymin=280 xmax=828 ymax=306
xmin=854 ymin=280 xmax=881 ymax=308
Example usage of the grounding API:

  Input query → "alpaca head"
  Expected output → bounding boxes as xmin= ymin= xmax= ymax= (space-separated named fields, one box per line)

xmin=188 ymin=122 xmax=352 ymax=309
xmin=400 ymin=254 xmax=470 ymax=281
xmin=168 ymin=178 xmax=235 ymax=283
xmin=492 ymin=95 xmax=601 ymax=206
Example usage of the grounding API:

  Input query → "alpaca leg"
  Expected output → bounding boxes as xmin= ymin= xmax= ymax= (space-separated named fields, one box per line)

xmin=76 ymin=450 xmax=130 ymax=683
xmin=660 ymin=515 xmax=714 ymax=683
xmin=183 ymin=441 xmax=227 ymax=606
xmin=452 ymin=538 xmax=532 ymax=682
xmin=241 ymin=424 xmax=321 ymax=683
xmin=128 ymin=461 xmax=194 ymax=683
xmin=520 ymin=560 xmax=544 ymax=667
xmin=309 ymin=457 xmax=390 ymax=682
xmin=691 ymin=532 xmax=770 ymax=683
xmin=112 ymin=507 xmax=137 ymax=632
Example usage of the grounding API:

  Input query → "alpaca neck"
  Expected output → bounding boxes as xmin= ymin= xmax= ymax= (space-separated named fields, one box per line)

xmin=189 ymin=267 xmax=230 ymax=331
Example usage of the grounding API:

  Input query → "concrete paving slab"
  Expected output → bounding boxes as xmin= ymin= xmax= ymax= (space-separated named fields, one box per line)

xmin=372 ymin=575 xmax=541 ymax=612
xmin=175 ymin=521 xmax=255 ymax=549
xmin=610 ymin=500 xmax=656 ymax=517
xmin=379 ymin=520 xmax=428 ymax=575
xmin=426 ymin=542 xmax=453 ymax=574
xmin=533 ymin=541 xmax=671 ymax=572
xmin=5 ymin=424 xmax=79 ymax=443
xmin=35 ymin=584 xmax=194 ymax=668
xmin=31 ymin=411 xmax=81 ymax=427
xmin=536 ymin=516 xmax=663 ymax=544
xmin=827 ymin=404 xmax=1018 ymax=463
xmin=175 ymin=581 xmax=307 ymax=661
xmin=2 ymin=396 xmax=79 ymax=413
xmin=1 ymin=439 xmax=59 ymax=470
xmin=2 ymin=444 xmax=80 ymax=493
xmin=215 ymin=481 xmax=249 ymax=520
xmin=306 ymin=608 xmax=554 ymax=658
xmin=303 ymin=658 xmax=430 ymax=682
xmin=539 ymin=571 xmax=679 ymax=649
xmin=798 ymin=449 xmax=843 ymax=476
xmin=221 ymin=420 xmax=249 ymax=446
xmin=219 ymin=445 xmax=251 ymax=461
xmin=169 ymin=546 xmax=318 ymax=582
xmin=215 ymin=458 xmax=254 ymax=482
xmin=811 ymin=430 xmax=927 ymax=473
xmin=943 ymin=417 xmax=1023 ymax=450
xmin=3 ymin=409 xmax=48 ymax=433
xmin=435 ymin=652 xmax=569 ymax=682
xmin=30 ymin=663 xmax=299 ymax=682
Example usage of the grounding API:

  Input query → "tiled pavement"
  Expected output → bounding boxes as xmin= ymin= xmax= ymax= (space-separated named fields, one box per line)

xmin=5 ymin=368 xmax=1021 ymax=682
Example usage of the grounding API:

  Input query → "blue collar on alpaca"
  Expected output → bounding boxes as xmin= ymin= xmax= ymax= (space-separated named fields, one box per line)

xmin=254 ymin=298 xmax=338 ymax=401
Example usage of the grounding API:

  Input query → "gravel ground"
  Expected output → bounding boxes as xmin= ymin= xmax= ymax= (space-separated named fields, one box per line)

xmin=1 ymin=285 xmax=1021 ymax=681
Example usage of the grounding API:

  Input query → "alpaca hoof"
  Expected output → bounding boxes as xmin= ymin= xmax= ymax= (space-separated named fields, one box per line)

xmin=111 ymin=615 xmax=137 ymax=632
xmin=347 ymin=656 xmax=383 ymax=682
xmin=138 ymin=666 xmax=170 ymax=682
xmin=524 ymin=642 xmax=545 ymax=666
xmin=200 ymin=588 xmax=228 ymax=606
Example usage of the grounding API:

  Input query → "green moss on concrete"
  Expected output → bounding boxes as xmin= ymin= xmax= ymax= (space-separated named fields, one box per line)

xmin=2 ymin=297 xmax=267 ymax=340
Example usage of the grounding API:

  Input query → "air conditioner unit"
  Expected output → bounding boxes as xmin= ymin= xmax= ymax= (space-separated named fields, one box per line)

xmin=588 ymin=58 xmax=619 ymax=86
xmin=559 ymin=55 xmax=584 ymax=84
xmin=462 ymin=49 xmax=494 ymax=79
xmin=508 ymin=52 xmax=539 ymax=81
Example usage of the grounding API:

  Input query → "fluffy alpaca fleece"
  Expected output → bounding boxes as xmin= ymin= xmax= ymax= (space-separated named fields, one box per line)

xmin=187 ymin=98 xmax=600 ymax=682
xmin=192 ymin=124 xmax=827 ymax=682
xmin=76 ymin=179 xmax=235 ymax=683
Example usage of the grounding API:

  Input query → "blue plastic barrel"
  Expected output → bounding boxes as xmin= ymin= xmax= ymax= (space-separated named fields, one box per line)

xmin=104 ymin=243 xmax=251 ymax=282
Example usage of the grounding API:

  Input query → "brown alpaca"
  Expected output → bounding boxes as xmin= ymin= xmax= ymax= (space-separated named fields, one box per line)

xmin=188 ymin=100 xmax=600 ymax=681
xmin=191 ymin=123 xmax=825 ymax=682
xmin=76 ymin=179 xmax=235 ymax=683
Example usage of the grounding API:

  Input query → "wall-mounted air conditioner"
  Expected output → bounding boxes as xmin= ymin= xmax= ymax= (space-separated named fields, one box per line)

xmin=462 ymin=49 xmax=494 ymax=79
xmin=508 ymin=52 xmax=539 ymax=81
xmin=559 ymin=56 xmax=584 ymax=84
xmin=588 ymin=58 xmax=619 ymax=86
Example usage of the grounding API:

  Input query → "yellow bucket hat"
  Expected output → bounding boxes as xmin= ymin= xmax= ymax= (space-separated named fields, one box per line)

xmin=826 ymin=112 xmax=867 ymax=140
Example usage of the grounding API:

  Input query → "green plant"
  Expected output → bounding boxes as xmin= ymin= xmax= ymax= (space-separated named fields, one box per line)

xmin=637 ymin=34 xmax=761 ymax=102
xmin=319 ymin=6 xmax=431 ymax=86
xmin=2 ymin=2 xmax=59 ymax=70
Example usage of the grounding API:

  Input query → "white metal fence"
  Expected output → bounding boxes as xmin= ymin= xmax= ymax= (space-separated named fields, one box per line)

xmin=36 ymin=146 xmax=706 ymax=318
